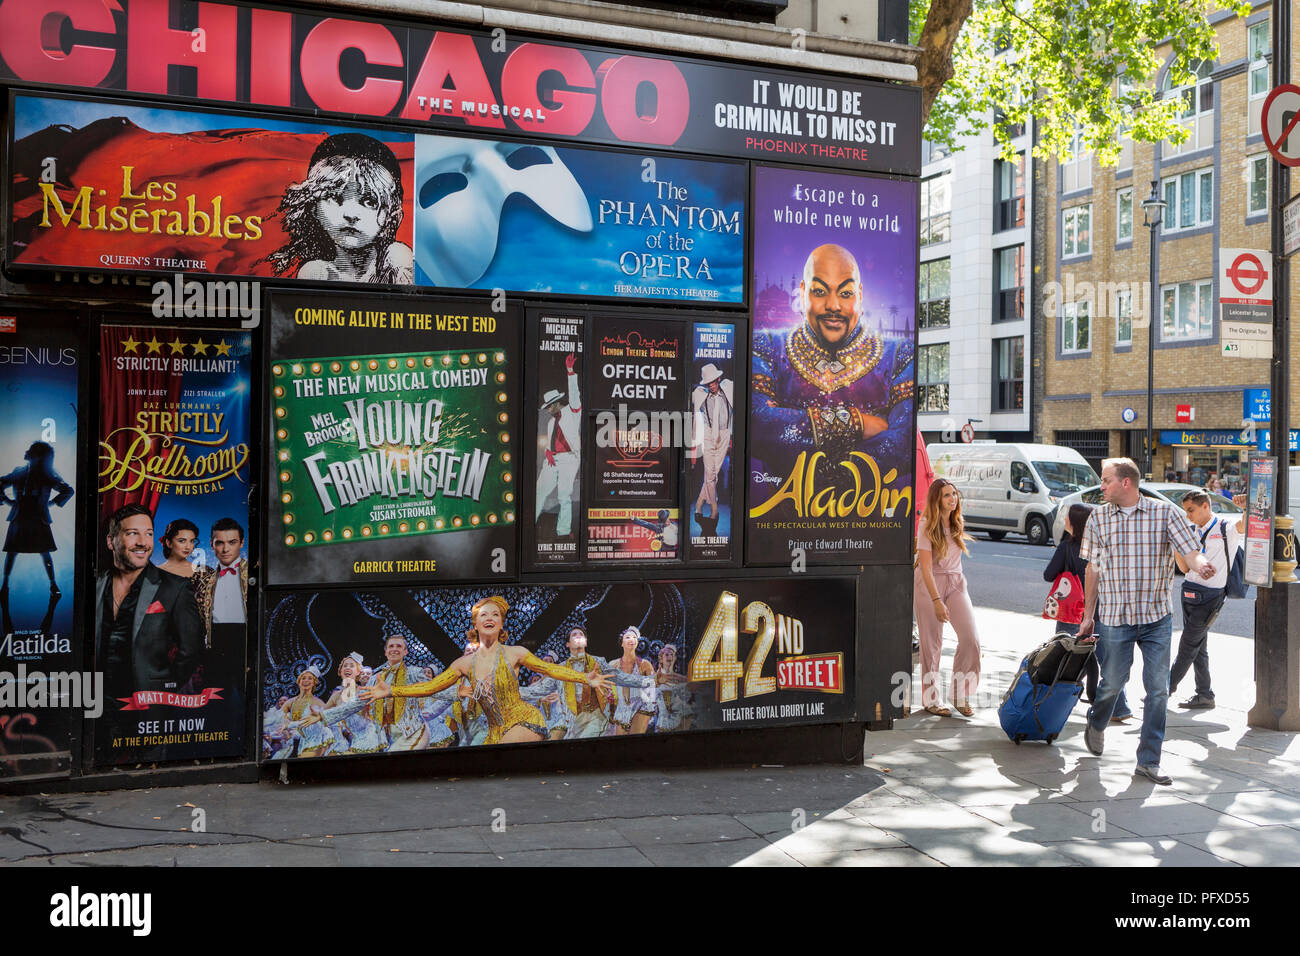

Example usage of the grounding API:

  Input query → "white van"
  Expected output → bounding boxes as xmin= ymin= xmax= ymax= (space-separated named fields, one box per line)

xmin=928 ymin=443 xmax=1098 ymax=545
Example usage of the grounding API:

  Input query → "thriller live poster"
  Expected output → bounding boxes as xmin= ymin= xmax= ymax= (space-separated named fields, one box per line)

xmin=747 ymin=166 xmax=918 ymax=566
xmin=266 ymin=290 xmax=519 ymax=585
xmin=0 ymin=308 xmax=80 ymax=779
xmin=95 ymin=324 xmax=252 ymax=766
xmin=261 ymin=578 xmax=854 ymax=759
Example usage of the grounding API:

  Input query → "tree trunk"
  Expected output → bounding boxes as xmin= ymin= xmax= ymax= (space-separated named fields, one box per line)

xmin=917 ymin=0 xmax=975 ymax=124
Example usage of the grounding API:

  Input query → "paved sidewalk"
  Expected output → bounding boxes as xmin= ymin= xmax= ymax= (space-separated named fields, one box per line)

xmin=0 ymin=607 xmax=1295 ymax=866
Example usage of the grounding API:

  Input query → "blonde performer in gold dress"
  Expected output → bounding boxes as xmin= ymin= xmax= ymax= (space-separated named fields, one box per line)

xmin=361 ymin=596 xmax=613 ymax=746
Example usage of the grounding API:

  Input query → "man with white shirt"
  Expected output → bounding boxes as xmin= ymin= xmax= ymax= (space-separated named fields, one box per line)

xmin=195 ymin=518 xmax=248 ymax=700
xmin=1170 ymin=491 xmax=1246 ymax=711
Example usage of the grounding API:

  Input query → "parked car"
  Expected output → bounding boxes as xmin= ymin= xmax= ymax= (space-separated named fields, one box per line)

xmin=929 ymin=442 xmax=1097 ymax=546
xmin=1050 ymin=482 xmax=1245 ymax=544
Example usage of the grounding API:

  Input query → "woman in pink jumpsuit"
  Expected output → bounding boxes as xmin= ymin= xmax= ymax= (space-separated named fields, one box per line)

xmin=914 ymin=479 xmax=981 ymax=716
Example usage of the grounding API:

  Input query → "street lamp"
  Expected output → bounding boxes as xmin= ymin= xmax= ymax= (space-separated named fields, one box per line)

xmin=1141 ymin=180 xmax=1167 ymax=480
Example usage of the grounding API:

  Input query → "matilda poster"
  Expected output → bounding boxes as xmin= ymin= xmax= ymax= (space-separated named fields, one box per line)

xmin=687 ymin=323 xmax=737 ymax=562
xmin=0 ymin=308 xmax=80 ymax=779
xmin=747 ymin=166 xmax=918 ymax=566
xmin=9 ymin=93 xmax=415 ymax=285
xmin=586 ymin=318 xmax=684 ymax=563
xmin=267 ymin=290 xmax=519 ymax=585
xmin=531 ymin=314 xmax=584 ymax=567
xmin=95 ymin=324 xmax=252 ymax=766
xmin=412 ymin=136 xmax=744 ymax=302
xmin=261 ymin=577 xmax=854 ymax=759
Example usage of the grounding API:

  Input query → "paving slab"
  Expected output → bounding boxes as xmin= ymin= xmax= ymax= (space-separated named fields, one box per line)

xmin=1045 ymin=836 xmax=1241 ymax=868
xmin=968 ymin=802 xmax=1140 ymax=841
xmin=1064 ymin=795 xmax=1259 ymax=838
xmin=485 ymin=819 xmax=631 ymax=853
xmin=636 ymin=837 xmax=778 ymax=866
xmin=1172 ymin=789 xmax=1300 ymax=828
xmin=612 ymin=813 xmax=756 ymax=846
xmin=1177 ymin=825 xmax=1300 ymax=866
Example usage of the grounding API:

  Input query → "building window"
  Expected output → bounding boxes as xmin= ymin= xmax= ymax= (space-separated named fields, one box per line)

xmin=1117 ymin=187 xmax=1133 ymax=242
xmin=994 ymin=245 xmax=1024 ymax=321
xmin=1062 ymin=204 xmax=1091 ymax=258
xmin=993 ymin=107 xmax=1025 ymax=141
xmin=1162 ymin=60 xmax=1215 ymax=154
xmin=1160 ymin=168 xmax=1213 ymax=232
xmin=920 ymin=174 xmax=951 ymax=246
xmin=921 ymin=139 xmax=950 ymax=166
xmin=1160 ymin=280 xmax=1213 ymax=341
xmin=993 ymin=337 xmax=1024 ymax=411
xmin=1250 ymin=21 xmax=1270 ymax=99
xmin=1060 ymin=125 xmax=1091 ymax=192
xmin=994 ymin=152 xmax=1025 ymax=231
xmin=1248 ymin=154 xmax=1268 ymax=216
xmin=919 ymin=258 xmax=950 ymax=329
xmin=1062 ymin=300 xmax=1090 ymax=353
xmin=918 ymin=343 xmax=949 ymax=412
xmin=1115 ymin=289 xmax=1133 ymax=346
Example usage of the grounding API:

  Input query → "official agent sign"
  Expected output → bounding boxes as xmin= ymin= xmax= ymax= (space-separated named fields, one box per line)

xmin=0 ymin=0 xmax=920 ymax=175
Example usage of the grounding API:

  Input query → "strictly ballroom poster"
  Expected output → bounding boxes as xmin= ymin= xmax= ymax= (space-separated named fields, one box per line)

xmin=261 ymin=578 xmax=855 ymax=760
xmin=95 ymin=324 xmax=252 ymax=766
xmin=0 ymin=308 xmax=80 ymax=778
xmin=747 ymin=166 xmax=919 ymax=566
xmin=266 ymin=290 xmax=520 ymax=585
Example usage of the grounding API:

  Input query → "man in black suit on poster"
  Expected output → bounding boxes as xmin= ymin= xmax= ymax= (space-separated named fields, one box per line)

xmin=95 ymin=504 xmax=204 ymax=700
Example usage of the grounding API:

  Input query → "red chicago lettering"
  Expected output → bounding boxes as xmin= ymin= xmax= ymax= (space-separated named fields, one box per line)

xmin=127 ymin=0 xmax=238 ymax=99
xmin=598 ymin=56 xmax=689 ymax=145
xmin=500 ymin=43 xmax=595 ymax=135
xmin=0 ymin=0 xmax=117 ymax=86
xmin=401 ymin=30 xmax=503 ymax=127
xmin=249 ymin=7 xmax=292 ymax=107
xmin=301 ymin=18 xmax=404 ymax=116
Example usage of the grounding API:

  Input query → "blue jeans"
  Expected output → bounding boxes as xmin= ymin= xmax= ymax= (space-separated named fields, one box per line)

xmin=1092 ymin=636 xmax=1131 ymax=718
xmin=1087 ymin=615 xmax=1172 ymax=769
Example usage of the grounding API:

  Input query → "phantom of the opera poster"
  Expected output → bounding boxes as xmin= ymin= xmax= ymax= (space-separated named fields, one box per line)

xmin=266 ymin=290 xmax=520 ymax=586
xmin=262 ymin=578 xmax=855 ymax=759
xmin=95 ymin=324 xmax=253 ymax=766
xmin=747 ymin=166 xmax=919 ymax=566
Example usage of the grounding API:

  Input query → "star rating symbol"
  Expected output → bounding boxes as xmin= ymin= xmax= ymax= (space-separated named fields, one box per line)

xmin=214 ymin=339 xmax=232 ymax=357
xmin=168 ymin=338 xmax=187 ymax=355
xmin=192 ymin=338 xmax=210 ymax=356
xmin=145 ymin=337 xmax=162 ymax=354
xmin=121 ymin=335 xmax=140 ymax=354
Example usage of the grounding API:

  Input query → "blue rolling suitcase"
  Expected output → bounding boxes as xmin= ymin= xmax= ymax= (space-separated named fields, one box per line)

xmin=999 ymin=632 xmax=1095 ymax=744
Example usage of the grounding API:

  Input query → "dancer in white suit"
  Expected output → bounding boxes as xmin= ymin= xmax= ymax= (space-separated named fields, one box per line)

xmin=536 ymin=352 xmax=582 ymax=538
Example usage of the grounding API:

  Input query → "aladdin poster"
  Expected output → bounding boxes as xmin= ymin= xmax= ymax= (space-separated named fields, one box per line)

xmin=687 ymin=322 xmax=736 ymax=562
xmin=0 ymin=308 xmax=80 ymax=779
xmin=261 ymin=578 xmax=854 ymax=759
xmin=266 ymin=290 xmax=519 ymax=585
xmin=530 ymin=314 xmax=584 ymax=567
xmin=95 ymin=324 xmax=252 ymax=766
xmin=747 ymin=166 xmax=918 ymax=566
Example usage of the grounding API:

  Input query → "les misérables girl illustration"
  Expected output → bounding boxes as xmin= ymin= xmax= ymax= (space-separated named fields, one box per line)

xmin=265 ymin=133 xmax=413 ymax=285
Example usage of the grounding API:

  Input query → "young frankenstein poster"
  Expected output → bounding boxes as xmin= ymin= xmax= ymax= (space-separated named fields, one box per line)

xmin=262 ymin=578 xmax=854 ymax=759
xmin=0 ymin=308 xmax=80 ymax=779
xmin=747 ymin=166 xmax=918 ymax=566
xmin=266 ymin=291 xmax=519 ymax=586
xmin=95 ymin=324 xmax=252 ymax=766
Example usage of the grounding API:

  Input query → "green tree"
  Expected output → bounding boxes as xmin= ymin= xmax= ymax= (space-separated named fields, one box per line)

xmin=913 ymin=0 xmax=1253 ymax=164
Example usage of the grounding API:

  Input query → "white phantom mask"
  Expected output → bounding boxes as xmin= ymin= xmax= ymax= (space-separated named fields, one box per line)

xmin=414 ymin=137 xmax=593 ymax=287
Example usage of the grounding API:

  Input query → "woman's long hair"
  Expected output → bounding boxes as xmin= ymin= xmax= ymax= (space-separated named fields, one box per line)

xmin=1066 ymin=503 xmax=1093 ymax=546
xmin=922 ymin=479 xmax=971 ymax=561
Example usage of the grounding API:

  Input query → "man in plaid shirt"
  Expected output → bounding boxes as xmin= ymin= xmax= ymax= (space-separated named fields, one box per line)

xmin=1078 ymin=458 xmax=1212 ymax=785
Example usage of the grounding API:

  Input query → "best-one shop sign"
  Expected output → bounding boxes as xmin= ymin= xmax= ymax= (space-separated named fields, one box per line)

xmin=0 ymin=0 xmax=920 ymax=174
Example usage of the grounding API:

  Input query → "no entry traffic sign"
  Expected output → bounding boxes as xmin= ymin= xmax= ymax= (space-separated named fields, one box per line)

xmin=1262 ymin=83 xmax=1300 ymax=167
